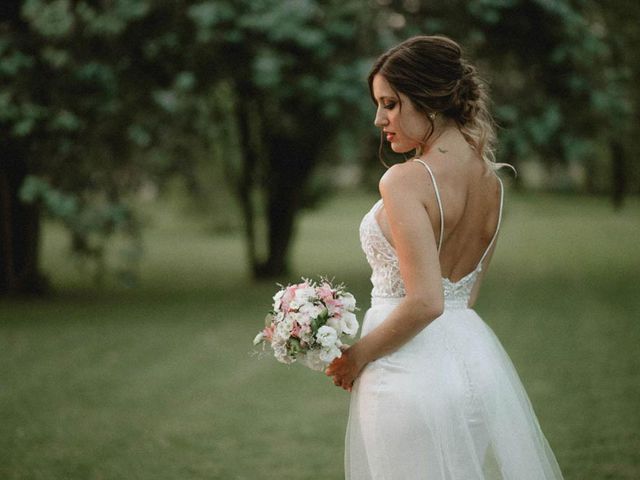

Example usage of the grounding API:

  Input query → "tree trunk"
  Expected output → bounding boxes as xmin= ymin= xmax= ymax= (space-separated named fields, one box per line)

xmin=0 ymin=154 xmax=48 ymax=295
xmin=236 ymin=98 xmax=260 ymax=275
xmin=253 ymin=133 xmax=320 ymax=279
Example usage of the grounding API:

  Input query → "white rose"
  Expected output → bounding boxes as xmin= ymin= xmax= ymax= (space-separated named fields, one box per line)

xmin=319 ymin=345 xmax=342 ymax=363
xmin=316 ymin=325 xmax=338 ymax=347
xmin=342 ymin=312 xmax=359 ymax=337
xmin=340 ymin=292 xmax=356 ymax=311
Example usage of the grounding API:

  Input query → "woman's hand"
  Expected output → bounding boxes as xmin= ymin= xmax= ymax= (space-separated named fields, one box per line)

xmin=325 ymin=344 xmax=367 ymax=392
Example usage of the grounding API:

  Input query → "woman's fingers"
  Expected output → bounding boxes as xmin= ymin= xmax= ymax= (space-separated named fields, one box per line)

xmin=327 ymin=361 xmax=354 ymax=390
xmin=331 ymin=373 xmax=348 ymax=389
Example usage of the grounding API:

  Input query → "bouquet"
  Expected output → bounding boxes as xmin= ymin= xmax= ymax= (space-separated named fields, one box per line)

xmin=253 ymin=278 xmax=359 ymax=371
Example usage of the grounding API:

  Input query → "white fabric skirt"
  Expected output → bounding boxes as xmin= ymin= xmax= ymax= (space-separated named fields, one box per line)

xmin=345 ymin=298 xmax=564 ymax=480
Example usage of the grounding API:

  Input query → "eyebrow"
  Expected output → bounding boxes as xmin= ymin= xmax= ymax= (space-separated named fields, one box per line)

xmin=375 ymin=95 xmax=398 ymax=104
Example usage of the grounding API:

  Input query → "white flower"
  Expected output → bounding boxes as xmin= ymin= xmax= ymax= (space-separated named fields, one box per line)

xmin=299 ymin=303 xmax=323 ymax=321
xmin=253 ymin=332 xmax=264 ymax=345
xmin=289 ymin=300 xmax=301 ymax=310
xmin=290 ymin=310 xmax=311 ymax=327
xmin=319 ymin=345 xmax=342 ymax=363
xmin=281 ymin=314 xmax=295 ymax=329
xmin=294 ymin=286 xmax=317 ymax=304
xmin=342 ymin=312 xmax=359 ymax=337
xmin=316 ymin=325 xmax=338 ymax=347
xmin=340 ymin=292 xmax=356 ymax=311
xmin=273 ymin=289 xmax=285 ymax=310
xmin=271 ymin=331 xmax=287 ymax=347
xmin=276 ymin=318 xmax=293 ymax=339
xmin=326 ymin=317 xmax=345 ymax=335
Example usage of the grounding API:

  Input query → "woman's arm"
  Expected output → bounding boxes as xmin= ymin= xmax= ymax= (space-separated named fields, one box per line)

xmin=326 ymin=162 xmax=445 ymax=390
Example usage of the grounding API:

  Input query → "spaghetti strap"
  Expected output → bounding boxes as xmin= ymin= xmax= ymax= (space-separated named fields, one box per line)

xmin=476 ymin=176 xmax=504 ymax=270
xmin=412 ymin=159 xmax=444 ymax=252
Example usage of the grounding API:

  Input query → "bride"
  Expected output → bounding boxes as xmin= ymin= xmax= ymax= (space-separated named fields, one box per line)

xmin=325 ymin=36 xmax=564 ymax=479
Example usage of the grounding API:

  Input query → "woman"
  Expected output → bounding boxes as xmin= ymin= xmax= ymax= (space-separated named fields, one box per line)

xmin=325 ymin=36 xmax=564 ymax=479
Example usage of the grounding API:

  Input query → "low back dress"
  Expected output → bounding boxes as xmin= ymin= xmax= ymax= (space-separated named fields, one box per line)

xmin=345 ymin=159 xmax=564 ymax=479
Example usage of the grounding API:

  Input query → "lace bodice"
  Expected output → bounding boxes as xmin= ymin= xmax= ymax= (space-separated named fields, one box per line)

xmin=359 ymin=159 xmax=503 ymax=310
xmin=359 ymin=201 xmax=478 ymax=309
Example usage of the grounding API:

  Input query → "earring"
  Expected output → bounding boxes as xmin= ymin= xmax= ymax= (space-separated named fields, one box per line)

xmin=429 ymin=112 xmax=437 ymax=120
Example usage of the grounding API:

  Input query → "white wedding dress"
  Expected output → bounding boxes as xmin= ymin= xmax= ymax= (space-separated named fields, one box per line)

xmin=345 ymin=159 xmax=564 ymax=479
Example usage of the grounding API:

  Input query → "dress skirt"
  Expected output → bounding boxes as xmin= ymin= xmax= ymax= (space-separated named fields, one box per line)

xmin=345 ymin=297 xmax=564 ymax=480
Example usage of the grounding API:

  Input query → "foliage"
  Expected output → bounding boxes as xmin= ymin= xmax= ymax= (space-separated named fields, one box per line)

xmin=1 ymin=0 xmax=377 ymax=285
xmin=19 ymin=176 xmax=141 ymax=284
xmin=1 ymin=0 xmax=637 ymax=290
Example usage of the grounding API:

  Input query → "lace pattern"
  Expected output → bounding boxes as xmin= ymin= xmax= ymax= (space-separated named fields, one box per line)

xmin=359 ymin=200 xmax=407 ymax=299
xmin=359 ymin=200 xmax=476 ymax=309
xmin=442 ymin=271 xmax=479 ymax=309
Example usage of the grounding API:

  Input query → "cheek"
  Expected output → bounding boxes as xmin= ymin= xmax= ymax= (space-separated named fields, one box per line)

xmin=388 ymin=111 xmax=402 ymax=131
xmin=393 ymin=116 xmax=416 ymax=141
xmin=403 ymin=118 xmax=427 ymax=142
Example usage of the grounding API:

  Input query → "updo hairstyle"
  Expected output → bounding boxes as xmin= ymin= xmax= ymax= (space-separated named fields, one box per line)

xmin=368 ymin=35 xmax=499 ymax=168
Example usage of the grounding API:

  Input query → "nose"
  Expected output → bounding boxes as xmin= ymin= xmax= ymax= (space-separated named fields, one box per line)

xmin=374 ymin=106 xmax=388 ymax=129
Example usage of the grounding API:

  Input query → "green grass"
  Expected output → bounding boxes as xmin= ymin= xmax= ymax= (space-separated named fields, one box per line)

xmin=1 ymin=191 xmax=639 ymax=479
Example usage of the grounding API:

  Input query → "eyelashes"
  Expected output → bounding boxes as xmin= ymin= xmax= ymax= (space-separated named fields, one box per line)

xmin=383 ymin=102 xmax=396 ymax=110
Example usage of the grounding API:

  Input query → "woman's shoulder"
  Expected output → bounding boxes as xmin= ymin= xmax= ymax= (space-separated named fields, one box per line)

xmin=378 ymin=159 xmax=448 ymax=214
xmin=378 ymin=160 xmax=439 ymax=203
xmin=379 ymin=153 xmax=463 ymax=190
xmin=379 ymin=160 xmax=428 ymax=186
xmin=379 ymin=156 xmax=456 ymax=187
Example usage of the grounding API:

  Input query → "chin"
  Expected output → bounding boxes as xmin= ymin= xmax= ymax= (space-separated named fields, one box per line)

xmin=390 ymin=142 xmax=415 ymax=154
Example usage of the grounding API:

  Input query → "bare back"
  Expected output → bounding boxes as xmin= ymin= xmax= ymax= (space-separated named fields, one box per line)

xmin=375 ymin=133 xmax=503 ymax=304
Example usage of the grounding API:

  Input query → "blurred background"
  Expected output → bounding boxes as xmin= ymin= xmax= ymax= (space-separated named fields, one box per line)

xmin=1 ymin=1 xmax=639 ymax=479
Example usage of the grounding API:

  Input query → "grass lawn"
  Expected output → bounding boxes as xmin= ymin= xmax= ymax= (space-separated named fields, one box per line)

xmin=1 ymin=190 xmax=639 ymax=479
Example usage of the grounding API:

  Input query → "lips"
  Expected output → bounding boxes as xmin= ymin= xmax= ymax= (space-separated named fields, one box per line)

xmin=385 ymin=132 xmax=395 ymax=142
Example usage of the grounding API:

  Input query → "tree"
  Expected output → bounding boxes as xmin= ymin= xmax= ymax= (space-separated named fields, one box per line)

xmin=0 ymin=0 xmax=376 ymax=293
xmin=1 ymin=0 xmax=187 ymax=293
xmin=185 ymin=0 xmax=374 ymax=277
xmin=2 ymin=0 xmax=635 ymax=295
xmin=594 ymin=0 xmax=640 ymax=206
